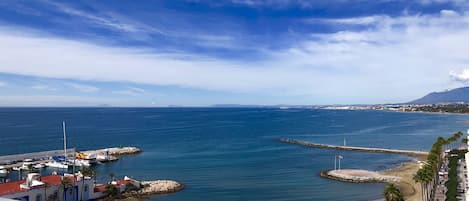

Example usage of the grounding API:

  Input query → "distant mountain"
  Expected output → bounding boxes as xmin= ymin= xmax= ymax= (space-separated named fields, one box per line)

xmin=410 ymin=87 xmax=469 ymax=104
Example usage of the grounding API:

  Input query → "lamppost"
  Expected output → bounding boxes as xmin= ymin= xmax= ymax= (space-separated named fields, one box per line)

xmin=335 ymin=155 xmax=343 ymax=170
xmin=338 ymin=155 xmax=343 ymax=170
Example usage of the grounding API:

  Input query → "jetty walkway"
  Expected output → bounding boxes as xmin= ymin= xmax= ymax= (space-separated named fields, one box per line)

xmin=0 ymin=147 xmax=142 ymax=169
xmin=278 ymin=138 xmax=428 ymax=157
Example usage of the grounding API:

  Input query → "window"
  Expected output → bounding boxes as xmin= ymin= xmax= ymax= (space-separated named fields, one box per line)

xmin=35 ymin=194 xmax=42 ymax=201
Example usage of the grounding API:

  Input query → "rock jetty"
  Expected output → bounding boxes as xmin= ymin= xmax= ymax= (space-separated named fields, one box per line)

xmin=321 ymin=169 xmax=400 ymax=183
xmin=139 ymin=180 xmax=184 ymax=195
xmin=106 ymin=147 xmax=142 ymax=155
xmin=83 ymin=147 xmax=142 ymax=156
xmin=279 ymin=138 xmax=428 ymax=157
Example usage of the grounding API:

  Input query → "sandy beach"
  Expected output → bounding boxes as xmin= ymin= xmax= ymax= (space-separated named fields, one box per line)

xmin=321 ymin=161 xmax=422 ymax=201
xmin=381 ymin=162 xmax=422 ymax=201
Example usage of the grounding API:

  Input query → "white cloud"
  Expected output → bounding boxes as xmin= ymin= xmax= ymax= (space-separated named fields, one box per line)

xmin=0 ymin=95 xmax=124 ymax=107
xmin=65 ymin=83 xmax=99 ymax=93
xmin=0 ymin=81 xmax=6 ymax=87
xmin=31 ymin=84 xmax=57 ymax=91
xmin=2 ymin=10 xmax=469 ymax=104
xmin=112 ymin=87 xmax=146 ymax=96
xmin=450 ymin=69 xmax=469 ymax=82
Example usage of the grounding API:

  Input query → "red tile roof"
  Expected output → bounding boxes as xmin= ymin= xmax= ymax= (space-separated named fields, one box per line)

xmin=115 ymin=180 xmax=132 ymax=186
xmin=0 ymin=180 xmax=27 ymax=195
xmin=94 ymin=184 xmax=106 ymax=192
xmin=0 ymin=175 xmax=78 ymax=195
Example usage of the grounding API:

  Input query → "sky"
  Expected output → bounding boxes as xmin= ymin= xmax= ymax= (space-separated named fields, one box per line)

xmin=1 ymin=0 xmax=469 ymax=106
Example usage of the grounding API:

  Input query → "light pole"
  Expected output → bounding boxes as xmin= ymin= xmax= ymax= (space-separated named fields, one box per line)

xmin=338 ymin=155 xmax=343 ymax=170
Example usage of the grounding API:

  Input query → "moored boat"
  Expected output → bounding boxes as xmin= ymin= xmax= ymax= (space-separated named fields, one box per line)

xmin=0 ymin=166 xmax=8 ymax=177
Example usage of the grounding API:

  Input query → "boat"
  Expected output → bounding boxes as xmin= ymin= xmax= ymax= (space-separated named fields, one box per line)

xmin=46 ymin=122 xmax=72 ymax=169
xmin=0 ymin=166 xmax=8 ymax=177
xmin=33 ymin=163 xmax=45 ymax=169
xmin=21 ymin=159 xmax=34 ymax=171
xmin=45 ymin=161 xmax=69 ymax=169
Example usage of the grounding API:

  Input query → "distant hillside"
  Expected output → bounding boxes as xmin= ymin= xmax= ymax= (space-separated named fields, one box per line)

xmin=410 ymin=87 xmax=469 ymax=104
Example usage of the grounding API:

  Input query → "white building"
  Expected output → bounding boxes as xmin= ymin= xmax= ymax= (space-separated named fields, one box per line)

xmin=0 ymin=173 xmax=140 ymax=201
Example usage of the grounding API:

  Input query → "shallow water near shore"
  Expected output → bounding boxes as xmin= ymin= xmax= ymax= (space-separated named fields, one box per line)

xmin=0 ymin=108 xmax=468 ymax=201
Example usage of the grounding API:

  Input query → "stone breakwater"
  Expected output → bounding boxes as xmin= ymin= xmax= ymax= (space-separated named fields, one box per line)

xmin=320 ymin=169 xmax=400 ymax=183
xmin=278 ymin=138 xmax=428 ymax=157
xmin=83 ymin=147 xmax=142 ymax=156
xmin=139 ymin=180 xmax=185 ymax=195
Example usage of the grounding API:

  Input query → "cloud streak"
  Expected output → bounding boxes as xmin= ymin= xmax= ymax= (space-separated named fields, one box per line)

xmin=1 ymin=10 xmax=469 ymax=104
xmin=65 ymin=83 xmax=99 ymax=93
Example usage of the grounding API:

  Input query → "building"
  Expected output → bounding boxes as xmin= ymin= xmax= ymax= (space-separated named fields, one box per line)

xmin=0 ymin=173 xmax=140 ymax=201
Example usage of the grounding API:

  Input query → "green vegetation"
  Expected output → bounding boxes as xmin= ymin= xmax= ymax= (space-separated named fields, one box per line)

xmin=445 ymin=149 xmax=466 ymax=201
xmin=412 ymin=104 xmax=469 ymax=114
xmin=412 ymin=132 xmax=463 ymax=201
xmin=383 ymin=183 xmax=404 ymax=201
xmin=104 ymin=184 xmax=120 ymax=198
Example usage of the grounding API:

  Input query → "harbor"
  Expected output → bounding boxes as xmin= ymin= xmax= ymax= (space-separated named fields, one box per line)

xmin=0 ymin=121 xmax=183 ymax=201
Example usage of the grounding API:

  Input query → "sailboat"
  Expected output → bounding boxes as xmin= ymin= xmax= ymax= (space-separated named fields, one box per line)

xmin=45 ymin=121 xmax=70 ymax=169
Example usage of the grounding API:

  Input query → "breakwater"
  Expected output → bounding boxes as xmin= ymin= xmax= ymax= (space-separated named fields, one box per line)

xmin=278 ymin=138 xmax=428 ymax=157
xmin=320 ymin=169 xmax=400 ymax=183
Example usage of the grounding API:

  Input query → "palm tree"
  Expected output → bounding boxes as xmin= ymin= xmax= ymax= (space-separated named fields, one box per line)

xmin=80 ymin=167 xmax=93 ymax=201
xmin=109 ymin=172 xmax=115 ymax=183
xmin=104 ymin=184 xmax=119 ymax=198
xmin=61 ymin=177 xmax=72 ymax=201
xmin=413 ymin=170 xmax=426 ymax=201
xmin=383 ymin=183 xmax=404 ymax=201
xmin=43 ymin=182 xmax=50 ymax=201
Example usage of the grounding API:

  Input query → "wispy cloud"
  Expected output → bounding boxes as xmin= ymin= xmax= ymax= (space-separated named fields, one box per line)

xmin=112 ymin=86 xmax=146 ymax=96
xmin=2 ymin=9 xmax=469 ymax=104
xmin=48 ymin=2 xmax=139 ymax=33
xmin=31 ymin=84 xmax=57 ymax=91
xmin=65 ymin=83 xmax=99 ymax=93
xmin=0 ymin=81 xmax=6 ymax=87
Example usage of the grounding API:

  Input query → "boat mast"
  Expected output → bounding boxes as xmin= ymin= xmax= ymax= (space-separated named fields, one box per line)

xmin=63 ymin=121 xmax=67 ymax=158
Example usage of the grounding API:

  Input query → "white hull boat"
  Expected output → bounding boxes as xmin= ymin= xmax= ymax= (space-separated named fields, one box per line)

xmin=45 ymin=161 xmax=69 ymax=169
xmin=0 ymin=166 xmax=8 ymax=177
xmin=33 ymin=164 xmax=45 ymax=169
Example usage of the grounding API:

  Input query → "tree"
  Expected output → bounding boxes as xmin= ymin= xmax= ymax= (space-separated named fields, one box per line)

xmin=80 ymin=167 xmax=93 ymax=201
xmin=109 ymin=172 xmax=115 ymax=183
xmin=43 ymin=183 xmax=50 ymax=201
xmin=61 ymin=177 xmax=72 ymax=201
xmin=104 ymin=184 xmax=119 ymax=198
xmin=383 ymin=183 xmax=404 ymax=201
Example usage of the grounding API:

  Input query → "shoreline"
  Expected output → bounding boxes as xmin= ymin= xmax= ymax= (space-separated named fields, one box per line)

xmin=320 ymin=161 xmax=421 ymax=201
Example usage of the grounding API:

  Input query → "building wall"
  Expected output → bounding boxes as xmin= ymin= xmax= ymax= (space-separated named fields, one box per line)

xmin=1 ymin=179 xmax=95 ymax=201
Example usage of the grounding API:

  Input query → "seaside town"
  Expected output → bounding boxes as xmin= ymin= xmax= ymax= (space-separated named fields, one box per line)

xmin=0 ymin=122 xmax=184 ymax=201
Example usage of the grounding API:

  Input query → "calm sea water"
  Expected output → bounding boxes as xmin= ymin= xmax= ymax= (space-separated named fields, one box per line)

xmin=1 ymin=108 xmax=468 ymax=201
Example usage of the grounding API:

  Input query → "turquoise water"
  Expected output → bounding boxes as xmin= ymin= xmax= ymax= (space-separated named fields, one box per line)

xmin=0 ymin=108 xmax=468 ymax=201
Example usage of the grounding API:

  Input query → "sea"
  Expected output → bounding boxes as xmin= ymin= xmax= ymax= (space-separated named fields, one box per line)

xmin=0 ymin=108 xmax=468 ymax=201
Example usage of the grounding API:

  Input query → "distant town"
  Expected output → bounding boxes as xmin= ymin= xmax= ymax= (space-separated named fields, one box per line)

xmin=320 ymin=103 xmax=469 ymax=114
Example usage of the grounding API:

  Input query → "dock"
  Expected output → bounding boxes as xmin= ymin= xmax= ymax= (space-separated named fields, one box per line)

xmin=278 ymin=138 xmax=428 ymax=157
xmin=0 ymin=147 xmax=142 ymax=170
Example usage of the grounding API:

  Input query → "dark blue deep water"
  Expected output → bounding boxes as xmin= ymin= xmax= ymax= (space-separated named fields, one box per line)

xmin=1 ymin=108 xmax=468 ymax=201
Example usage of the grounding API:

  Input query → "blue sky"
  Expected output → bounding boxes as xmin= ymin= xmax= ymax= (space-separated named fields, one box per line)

xmin=0 ymin=0 xmax=469 ymax=106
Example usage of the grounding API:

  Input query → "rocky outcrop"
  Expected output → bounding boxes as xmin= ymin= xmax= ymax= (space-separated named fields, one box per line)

xmin=320 ymin=169 xmax=400 ymax=183
xmin=139 ymin=180 xmax=184 ymax=195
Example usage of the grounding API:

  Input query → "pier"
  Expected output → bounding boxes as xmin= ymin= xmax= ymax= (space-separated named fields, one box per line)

xmin=278 ymin=138 xmax=428 ymax=157
xmin=0 ymin=147 xmax=142 ymax=169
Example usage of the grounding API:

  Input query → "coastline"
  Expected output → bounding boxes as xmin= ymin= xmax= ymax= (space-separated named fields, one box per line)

xmin=320 ymin=161 xmax=421 ymax=201
xmin=380 ymin=161 xmax=421 ymax=201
